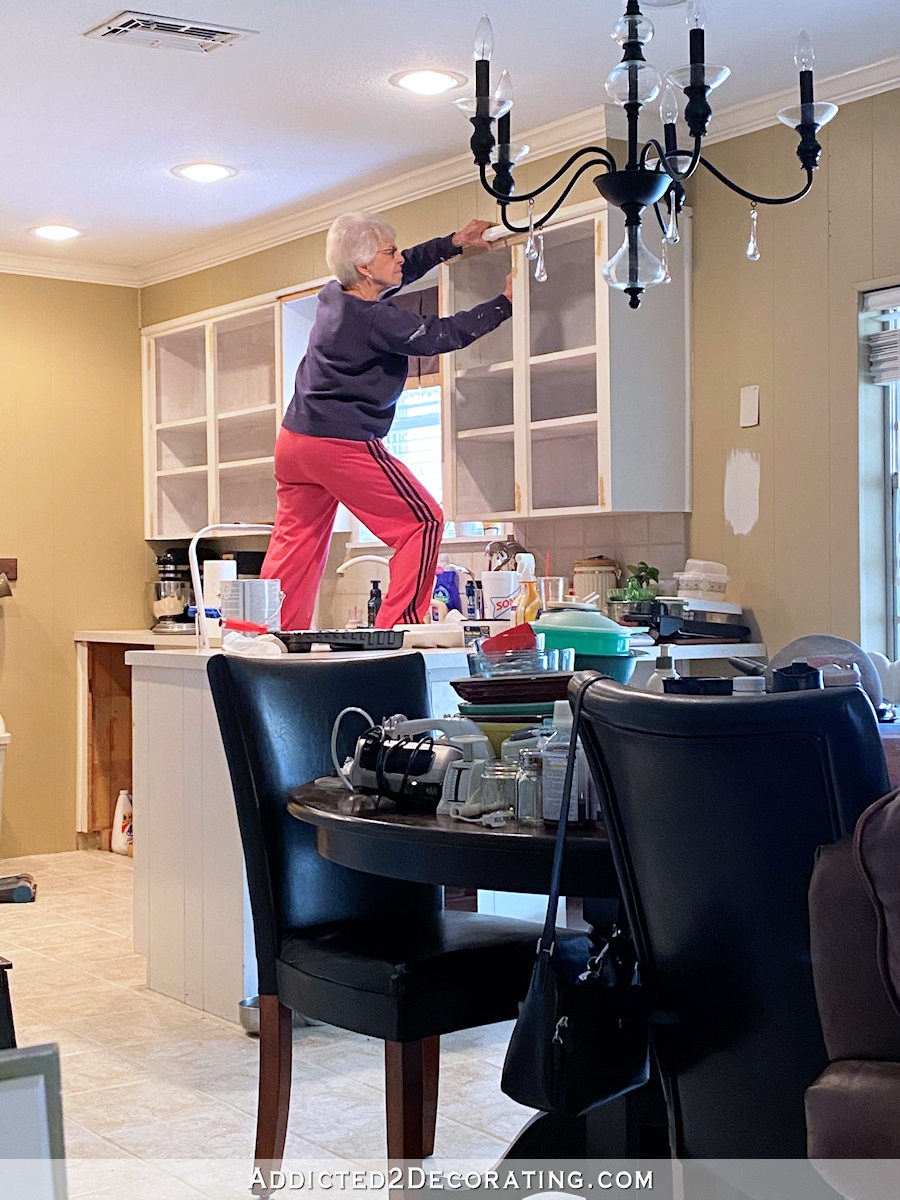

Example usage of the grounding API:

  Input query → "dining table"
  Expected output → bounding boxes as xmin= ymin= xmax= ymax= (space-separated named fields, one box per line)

xmin=288 ymin=777 xmax=669 ymax=1161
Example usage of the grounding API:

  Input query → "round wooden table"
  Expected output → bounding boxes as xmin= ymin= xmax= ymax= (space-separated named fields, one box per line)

xmin=288 ymin=776 xmax=619 ymax=899
xmin=288 ymin=777 xmax=666 ymax=1161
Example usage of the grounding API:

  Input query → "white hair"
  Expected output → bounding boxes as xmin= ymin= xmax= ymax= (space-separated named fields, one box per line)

xmin=326 ymin=212 xmax=397 ymax=287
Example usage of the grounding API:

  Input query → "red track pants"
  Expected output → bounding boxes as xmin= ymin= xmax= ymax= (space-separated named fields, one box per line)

xmin=261 ymin=428 xmax=443 ymax=631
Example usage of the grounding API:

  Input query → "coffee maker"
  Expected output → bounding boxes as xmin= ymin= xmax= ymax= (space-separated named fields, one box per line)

xmin=150 ymin=550 xmax=194 ymax=632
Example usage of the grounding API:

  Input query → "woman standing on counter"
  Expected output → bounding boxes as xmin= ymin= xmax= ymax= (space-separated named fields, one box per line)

xmin=261 ymin=211 xmax=513 ymax=631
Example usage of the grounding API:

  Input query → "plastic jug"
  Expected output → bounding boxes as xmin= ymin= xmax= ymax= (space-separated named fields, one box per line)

xmin=111 ymin=789 xmax=133 ymax=855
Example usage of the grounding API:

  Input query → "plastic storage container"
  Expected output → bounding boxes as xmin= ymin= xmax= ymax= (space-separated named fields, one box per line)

xmin=674 ymin=558 xmax=729 ymax=600
xmin=531 ymin=610 xmax=636 ymax=681
xmin=531 ymin=610 xmax=633 ymax=655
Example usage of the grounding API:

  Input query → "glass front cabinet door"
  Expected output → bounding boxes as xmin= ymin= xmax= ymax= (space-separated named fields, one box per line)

xmin=440 ymin=206 xmax=690 ymax=522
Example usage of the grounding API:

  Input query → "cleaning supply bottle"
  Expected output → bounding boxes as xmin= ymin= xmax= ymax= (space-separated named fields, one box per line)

xmin=464 ymin=579 xmax=478 ymax=619
xmin=111 ymin=789 xmax=133 ymax=855
xmin=513 ymin=555 xmax=541 ymax=626
xmin=367 ymin=581 xmax=382 ymax=627
xmin=646 ymin=645 xmax=679 ymax=693
xmin=540 ymin=701 xmax=592 ymax=825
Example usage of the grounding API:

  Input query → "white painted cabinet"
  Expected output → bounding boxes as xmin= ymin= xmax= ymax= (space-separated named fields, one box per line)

xmin=440 ymin=205 xmax=691 ymax=521
xmin=143 ymin=290 xmax=332 ymax=540
xmin=143 ymin=305 xmax=281 ymax=539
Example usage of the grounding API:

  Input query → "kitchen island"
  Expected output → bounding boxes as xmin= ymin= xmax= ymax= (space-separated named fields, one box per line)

xmin=123 ymin=638 xmax=765 ymax=1023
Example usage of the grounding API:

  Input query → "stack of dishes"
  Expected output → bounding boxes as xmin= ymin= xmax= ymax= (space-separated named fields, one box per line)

xmin=451 ymin=646 xmax=573 ymax=749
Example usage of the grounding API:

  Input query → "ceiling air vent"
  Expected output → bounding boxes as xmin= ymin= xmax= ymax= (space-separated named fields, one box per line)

xmin=85 ymin=11 xmax=257 ymax=53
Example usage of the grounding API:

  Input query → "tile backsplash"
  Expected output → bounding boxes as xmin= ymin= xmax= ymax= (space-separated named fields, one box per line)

xmin=313 ymin=512 xmax=688 ymax=628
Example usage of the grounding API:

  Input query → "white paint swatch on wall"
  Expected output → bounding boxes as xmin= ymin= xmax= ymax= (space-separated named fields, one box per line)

xmin=724 ymin=449 xmax=760 ymax=535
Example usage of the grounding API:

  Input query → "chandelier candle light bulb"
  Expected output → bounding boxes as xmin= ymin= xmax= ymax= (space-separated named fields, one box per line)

xmin=796 ymin=29 xmax=815 ymax=121
xmin=475 ymin=14 xmax=492 ymax=124
xmin=455 ymin=2 xmax=837 ymax=309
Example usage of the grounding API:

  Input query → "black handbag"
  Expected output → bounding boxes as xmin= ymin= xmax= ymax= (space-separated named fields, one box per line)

xmin=501 ymin=677 xmax=650 ymax=1117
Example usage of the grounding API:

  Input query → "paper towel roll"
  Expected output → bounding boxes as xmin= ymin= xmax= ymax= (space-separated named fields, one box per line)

xmin=203 ymin=559 xmax=237 ymax=609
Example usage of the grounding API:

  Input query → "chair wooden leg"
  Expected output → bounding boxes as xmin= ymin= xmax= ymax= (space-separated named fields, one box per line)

xmin=421 ymin=1036 xmax=439 ymax=1158
xmin=254 ymin=996 xmax=293 ymax=1196
xmin=385 ymin=1037 xmax=440 ymax=1163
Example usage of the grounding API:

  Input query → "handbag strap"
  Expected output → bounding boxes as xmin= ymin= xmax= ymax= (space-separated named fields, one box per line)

xmin=539 ymin=674 xmax=598 ymax=952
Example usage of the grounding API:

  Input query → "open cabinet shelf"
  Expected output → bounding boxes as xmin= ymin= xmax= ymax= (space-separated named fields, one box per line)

xmin=441 ymin=203 xmax=691 ymax=522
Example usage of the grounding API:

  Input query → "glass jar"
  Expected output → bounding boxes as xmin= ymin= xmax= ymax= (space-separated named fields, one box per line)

xmin=515 ymin=750 xmax=544 ymax=825
xmin=478 ymin=761 xmax=519 ymax=814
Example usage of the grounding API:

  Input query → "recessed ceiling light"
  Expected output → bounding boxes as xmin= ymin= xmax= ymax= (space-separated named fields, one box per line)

xmin=172 ymin=162 xmax=237 ymax=183
xmin=32 ymin=224 xmax=81 ymax=241
xmin=390 ymin=69 xmax=466 ymax=96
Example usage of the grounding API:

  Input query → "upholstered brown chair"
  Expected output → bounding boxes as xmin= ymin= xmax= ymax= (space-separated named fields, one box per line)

xmin=207 ymin=651 xmax=551 ymax=1186
xmin=806 ymin=788 xmax=900 ymax=1199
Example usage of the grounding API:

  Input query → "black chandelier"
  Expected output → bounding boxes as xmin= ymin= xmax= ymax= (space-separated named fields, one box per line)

xmin=455 ymin=0 xmax=838 ymax=308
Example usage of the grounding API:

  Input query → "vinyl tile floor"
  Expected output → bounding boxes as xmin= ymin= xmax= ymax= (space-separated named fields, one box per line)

xmin=0 ymin=850 xmax=537 ymax=1199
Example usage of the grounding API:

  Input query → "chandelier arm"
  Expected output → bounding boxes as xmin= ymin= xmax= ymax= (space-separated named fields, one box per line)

xmin=697 ymin=157 xmax=815 ymax=205
xmin=476 ymin=146 xmax=617 ymax=204
xmin=640 ymin=136 xmax=703 ymax=182
xmin=485 ymin=159 xmax=618 ymax=234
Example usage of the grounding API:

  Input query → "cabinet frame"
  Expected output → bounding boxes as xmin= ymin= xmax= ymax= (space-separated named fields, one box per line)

xmin=440 ymin=198 xmax=691 ymax=522
xmin=142 ymin=301 xmax=284 ymax=539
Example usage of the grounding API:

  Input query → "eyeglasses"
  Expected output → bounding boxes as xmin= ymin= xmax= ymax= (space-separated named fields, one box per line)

xmin=375 ymin=245 xmax=401 ymax=258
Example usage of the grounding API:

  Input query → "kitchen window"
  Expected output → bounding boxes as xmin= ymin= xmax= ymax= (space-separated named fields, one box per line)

xmin=861 ymin=288 xmax=900 ymax=656
xmin=348 ymin=378 xmax=496 ymax=546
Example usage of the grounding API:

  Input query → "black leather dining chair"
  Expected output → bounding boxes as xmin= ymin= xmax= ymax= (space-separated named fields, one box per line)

xmin=575 ymin=675 xmax=890 ymax=1160
xmin=206 ymin=651 xmax=546 ymax=1182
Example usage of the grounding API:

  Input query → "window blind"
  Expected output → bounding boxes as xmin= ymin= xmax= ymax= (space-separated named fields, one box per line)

xmin=869 ymin=328 xmax=900 ymax=385
xmin=865 ymin=289 xmax=900 ymax=385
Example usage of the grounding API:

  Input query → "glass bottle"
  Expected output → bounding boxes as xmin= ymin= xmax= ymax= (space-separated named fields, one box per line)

xmin=478 ymin=761 xmax=519 ymax=813
xmin=515 ymin=750 xmax=544 ymax=826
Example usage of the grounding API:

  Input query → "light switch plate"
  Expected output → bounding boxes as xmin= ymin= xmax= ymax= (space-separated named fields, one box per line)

xmin=740 ymin=385 xmax=759 ymax=427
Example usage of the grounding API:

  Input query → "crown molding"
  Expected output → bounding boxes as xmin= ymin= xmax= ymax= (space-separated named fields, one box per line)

xmin=134 ymin=56 xmax=900 ymax=287
xmin=704 ymin=54 xmax=900 ymax=144
xmin=3 ymin=56 xmax=898 ymax=291
xmin=133 ymin=107 xmax=613 ymax=288
xmin=0 ymin=251 xmax=140 ymax=287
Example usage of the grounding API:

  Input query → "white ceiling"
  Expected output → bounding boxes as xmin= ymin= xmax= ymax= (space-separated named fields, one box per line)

xmin=4 ymin=1 xmax=899 ymax=284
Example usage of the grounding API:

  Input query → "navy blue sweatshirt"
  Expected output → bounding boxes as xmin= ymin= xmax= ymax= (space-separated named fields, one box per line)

xmin=283 ymin=234 xmax=512 ymax=441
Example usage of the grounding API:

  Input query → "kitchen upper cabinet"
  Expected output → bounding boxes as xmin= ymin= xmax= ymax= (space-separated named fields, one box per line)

xmin=143 ymin=304 xmax=281 ymax=539
xmin=440 ymin=205 xmax=690 ymax=521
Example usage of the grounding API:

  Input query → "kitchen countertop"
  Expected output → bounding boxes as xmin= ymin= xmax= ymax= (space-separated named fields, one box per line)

xmin=77 ymin=627 xmax=766 ymax=667
xmin=123 ymin=644 xmax=474 ymax=670
xmin=123 ymin=641 xmax=766 ymax=673
xmin=75 ymin=628 xmax=202 ymax=647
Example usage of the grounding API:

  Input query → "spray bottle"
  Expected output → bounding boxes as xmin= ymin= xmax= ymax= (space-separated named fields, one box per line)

xmin=513 ymin=554 xmax=541 ymax=626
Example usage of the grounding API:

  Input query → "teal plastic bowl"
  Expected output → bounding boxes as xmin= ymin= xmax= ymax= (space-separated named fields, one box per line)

xmin=533 ymin=622 xmax=632 ymax=656
xmin=573 ymin=653 xmax=636 ymax=684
